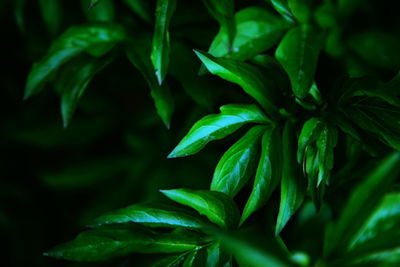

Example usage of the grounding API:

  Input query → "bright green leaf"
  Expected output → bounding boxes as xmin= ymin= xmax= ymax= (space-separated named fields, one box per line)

xmin=168 ymin=104 xmax=270 ymax=158
xmin=209 ymin=7 xmax=289 ymax=60
xmin=161 ymin=188 xmax=240 ymax=230
xmin=211 ymin=125 xmax=266 ymax=197
xmin=241 ymin=127 xmax=282 ymax=224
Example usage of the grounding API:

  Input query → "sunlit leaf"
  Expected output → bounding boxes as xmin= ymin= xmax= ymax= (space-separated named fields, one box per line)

xmin=168 ymin=104 xmax=270 ymax=158
xmin=211 ymin=125 xmax=266 ymax=197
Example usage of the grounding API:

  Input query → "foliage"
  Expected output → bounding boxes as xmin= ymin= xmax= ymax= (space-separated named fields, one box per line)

xmin=1 ymin=0 xmax=400 ymax=266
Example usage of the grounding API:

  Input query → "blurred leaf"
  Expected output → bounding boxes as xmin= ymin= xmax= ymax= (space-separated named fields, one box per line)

xmin=151 ymin=0 xmax=177 ymax=85
xmin=275 ymin=24 xmax=322 ymax=99
xmin=91 ymin=203 xmax=207 ymax=229
xmin=203 ymin=0 xmax=235 ymax=49
xmin=242 ymin=127 xmax=282 ymax=224
xmin=183 ymin=247 xmax=206 ymax=267
xmin=124 ymin=0 xmax=152 ymax=24
xmin=324 ymin=152 xmax=400 ymax=258
xmin=276 ymin=121 xmax=306 ymax=235
xmin=209 ymin=7 xmax=289 ymax=60
xmin=45 ymin=227 xmax=204 ymax=261
xmin=195 ymin=50 xmax=279 ymax=117
xmin=206 ymin=242 xmax=230 ymax=267
xmin=269 ymin=0 xmax=295 ymax=24
xmin=57 ymin=54 xmax=113 ymax=127
xmin=211 ymin=125 xmax=266 ymax=197
xmin=161 ymin=188 xmax=239 ymax=230
xmin=126 ymin=37 xmax=174 ymax=127
xmin=288 ymin=0 xmax=314 ymax=23
xmin=39 ymin=0 xmax=62 ymax=36
xmin=82 ymin=0 xmax=115 ymax=22
xmin=25 ymin=23 xmax=125 ymax=98
xmin=14 ymin=0 xmax=25 ymax=32
xmin=168 ymin=104 xmax=270 ymax=158
xmin=153 ymin=252 xmax=189 ymax=267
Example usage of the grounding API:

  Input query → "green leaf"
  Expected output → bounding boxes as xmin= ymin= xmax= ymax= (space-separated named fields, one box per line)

xmin=203 ymin=0 xmax=236 ymax=49
xmin=241 ymin=127 xmax=282 ymax=224
xmin=324 ymin=152 xmax=400 ymax=258
xmin=56 ymin=55 xmax=113 ymax=127
xmin=206 ymin=242 xmax=230 ymax=267
xmin=316 ymin=124 xmax=338 ymax=185
xmin=183 ymin=248 xmax=205 ymax=267
xmin=123 ymin=0 xmax=152 ymax=24
xmin=90 ymin=203 xmax=207 ymax=229
xmin=39 ymin=0 xmax=62 ymax=36
xmin=194 ymin=50 xmax=279 ymax=117
xmin=24 ymin=23 xmax=125 ymax=99
xmin=276 ymin=121 xmax=306 ymax=235
xmin=209 ymin=7 xmax=289 ymax=60
xmin=151 ymin=0 xmax=177 ymax=85
xmin=168 ymin=104 xmax=270 ymax=158
xmin=126 ymin=37 xmax=174 ymax=127
xmin=45 ymin=227 xmax=203 ymax=261
xmin=82 ymin=0 xmax=115 ymax=22
xmin=161 ymin=188 xmax=240 ymax=230
xmin=288 ymin=0 xmax=314 ymax=24
xmin=269 ymin=0 xmax=295 ymax=24
xmin=275 ymin=25 xmax=322 ymax=99
xmin=297 ymin=117 xmax=323 ymax=163
xmin=348 ymin=193 xmax=400 ymax=254
xmin=211 ymin=125 xmax=266 ymax=197
xmin=153 ymin=252 xmax=189 ymax=267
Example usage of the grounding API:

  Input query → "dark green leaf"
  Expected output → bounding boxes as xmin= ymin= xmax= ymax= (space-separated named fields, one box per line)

xmin=276 ymin=121 xmax=306 ymax=235
xmin=316 ymin=124 xmax=338 ymax=185
xmin=183 ymin=247 xmax=205 ymax=267
xmin=90 ymin=203 xmax=207 ymax=229
xmin=206 ymin=242 xmax=231 ymax=267
xmin=151 ymin=0 xmax=177 ymax=85
xmin=242 ymin=127 xmax=282 ymax=224
xmin=275 ymin=25 xmax=322 ymax=99
xmin=168 ymin=104 xmax=270 ymax=158
xmin=195 ymin=50 xmax=279 ymax=117
xmin=324 ymin=152 xmax=400 ymax=258
xmin=124 ymin=0 xmax=152 ymax=24
xmin=269 ymin=0 xmax=295 ymax=24
xmin=45 ymin=227 xmax=203 ymax=261
xmin=211 ymin=125 xmax=266 ymax=197
xmin=153 ymin=252 xmax=189 ymax=267
xmin=209 ymin=7 xmax=289 ymax=60
xmin=203 ymin=0 xmax=236 ymax=49
xmin=57 ymin=55 xmax=113 ymax=127
xmin=39 ymin=0 xmax=62 ymax=36
xmin=24 ymin=23 xmax=125 ymax=98
xmin=82 ymin=0 xmax=115 ymax=22
xmin=126 ymin=37 xmax=174 ymax=127
xmin=161 ymin=188 xmax=240 ymax=230
xmin=297 ymin=117 xmax=323 ymax=163
xmin=288 ymin=0 xmax=314 ymax=23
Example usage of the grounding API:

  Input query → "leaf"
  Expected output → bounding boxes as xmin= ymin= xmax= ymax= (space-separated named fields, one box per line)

xmin=316 ymin=124 xmax=338 ymax=185
xmin=194 ymin=50 xmax=279 ymax=117
xmin=324 ymin=152 xmax=400 ymax=258
xmin=203 ymin=0 xmax=236 ymax=49
xmin=269 ymin=0 xmax=295 ymax=24
xmin=168 ymin=104 xmax=270 ymax=158
xmin=297 ymin=117 xmax=323 ymax=163
xmin=206 ymin=242 xmax=230 ymax=267
xmin=82 ymin=0 xmax=115 ymax=22
xmin=24 ymin=23 xmax=125 ymax=99
xmin=39 ymin=0 xmax=62 ymax=36
xmin=151 ymin=0 xmax=177 ymax=85
xmin=348 ymin=193 xmax=400 ymax=254
xmin=211 ymin=125 xmax=266 ymax=197
xmin=123 ymin=0 xmax=152 ymax=24
xmin=288 ymin=0 xmax=314 ymax=24
xmin=183 ymin=248 xmax=205 ymax=267
xmin=275 ymin=24 xmax=322 ymax=99
xmin=242 ymin=127 xmax=282 ymax=224
xmin=45 ymin=227 xmax=203 ymax=261
xmin=209 ymin=7 xmax=289 ymax=60
xmin=276 ymin=121 xmax=306 ymax=235
xmin=56 ymin=54 xmax=113 ymax=127
xmin=153 ymin=252 xmax=189 ymax=267
xmin=161 ymin=188 xmax=240 ymax=230
xmin=90 ymin=203 xmax=207 ymax=229
xmin=126 ymin=38 xmax=174 ymax=127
